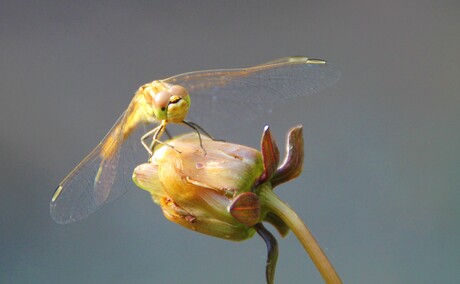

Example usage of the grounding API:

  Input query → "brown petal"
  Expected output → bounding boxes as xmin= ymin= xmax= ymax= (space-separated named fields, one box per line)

xmin=272 ymin=126 xmax=304 ymax=187
xmin=258 ymin=126 xmax=280 ymax=185
xmin=228 ymin=192 xmax=261 ymax=227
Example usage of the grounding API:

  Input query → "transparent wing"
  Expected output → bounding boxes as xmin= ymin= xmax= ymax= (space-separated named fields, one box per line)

xmin=50 ymin=93 xmax=153 ymax=224
xmin=164 ymin=57 xmax=340 ymax=136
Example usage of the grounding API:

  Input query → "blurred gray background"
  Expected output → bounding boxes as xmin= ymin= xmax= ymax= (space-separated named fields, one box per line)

xmin=1 ymin=1 xmax=459 ymax=283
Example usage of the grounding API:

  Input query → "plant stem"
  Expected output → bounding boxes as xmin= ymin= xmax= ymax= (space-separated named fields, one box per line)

xmin=260 ymin=188 xmax=342 ymax=284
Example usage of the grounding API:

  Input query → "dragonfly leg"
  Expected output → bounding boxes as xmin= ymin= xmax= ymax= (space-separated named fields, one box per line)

xmin=141 ymin=125 xmax=162 ymax=156
xmin=150 ymin=129 xmax=181 ymax=159
xmin=149 ymin=123 xmax=166 ymax=152
xmin=141 ymin=122 xmax=180 ymax=160
xmin=183 ymin=120 xmax=225 ymax=142
xmin=164 ymin=128 xmax=173 ymax=140
xmin=182 ymin=120 xmax=208 ymax=155
xmin=183 ymin=120 xmax=212 ymax=139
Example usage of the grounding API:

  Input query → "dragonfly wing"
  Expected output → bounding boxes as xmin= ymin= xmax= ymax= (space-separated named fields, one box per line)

xmin=51 ymin=91 xmax=153 ymax=224
xmin=50 ymin=113 xmax=124 ymax=224
xmin=94 ymin=146 xmax=121 ymax=205
xmin=164 ymin=57 xmax=340 ymax=136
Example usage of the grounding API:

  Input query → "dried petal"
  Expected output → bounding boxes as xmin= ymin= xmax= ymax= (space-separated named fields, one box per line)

xmin=258 ymin=126 xmax=280 ymax=185
xmin=272 ymin=126 xmax=304 ymax=187
xmin=228 ymin=192 xmax=260 ymax=227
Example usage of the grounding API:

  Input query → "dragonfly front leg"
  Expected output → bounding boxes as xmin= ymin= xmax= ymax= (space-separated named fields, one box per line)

xmin=141 ymin=125 xmax=163 ymax=156
xmin=141 ymin=122 xmax=180 ymax=159
xmin=149 ymin=122 xmax=167 ymax=153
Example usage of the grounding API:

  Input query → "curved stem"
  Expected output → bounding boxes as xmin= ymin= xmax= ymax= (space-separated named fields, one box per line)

xmin=255 ymin=223 xmax=279 ymax=284
xmin=260 ymin=188 xmax=342 ymax=284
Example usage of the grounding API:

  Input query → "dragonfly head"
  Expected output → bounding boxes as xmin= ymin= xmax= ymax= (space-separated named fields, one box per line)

xmin=143 ymin=82 xmax=191 ymax=123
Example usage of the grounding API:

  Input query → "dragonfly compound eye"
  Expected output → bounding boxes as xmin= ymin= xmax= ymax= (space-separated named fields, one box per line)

xmin=169 ymin=85 xmax=188 ymax=99
xmin=154 ymin=90 xmax=172 ymax=111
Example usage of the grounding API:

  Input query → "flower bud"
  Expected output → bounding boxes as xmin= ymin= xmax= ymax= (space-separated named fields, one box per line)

xmin=133 ymin=126 xmax=341 ymax=283
xmin=133 ymin=132 xmax=264 ymax=241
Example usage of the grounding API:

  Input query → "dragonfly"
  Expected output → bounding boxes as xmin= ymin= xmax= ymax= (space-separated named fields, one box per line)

xmin=50 ymin=56 xmax=340 ymax=224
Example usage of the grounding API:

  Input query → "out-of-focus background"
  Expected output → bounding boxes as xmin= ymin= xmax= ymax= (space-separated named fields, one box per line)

xmin=1 ymin=1 xmax=459 ymax=283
